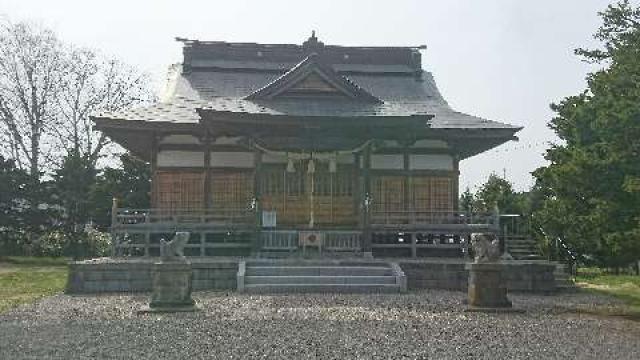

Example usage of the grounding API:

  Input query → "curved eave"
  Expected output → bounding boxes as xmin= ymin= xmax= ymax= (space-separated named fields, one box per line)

xmin=439 ymin=127 xmax=523 ymax=160
xmin=92 ymin=116 xmax=202 ymax=161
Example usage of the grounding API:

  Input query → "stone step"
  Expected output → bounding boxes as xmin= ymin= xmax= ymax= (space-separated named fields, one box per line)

xmin=506 ymin=241 xmax=536 ymax=246
xmin=507 ymin=245 xmax=537 ymax=250
xmin=245 ymin=275 xmax=397 ymax=285
xmin=246 ymin=262 xmax=393 ymax=267
xmin=239 ymin=261 xmax=406 ymax=293
xmin=243 ymin=283 xmax=402 ymax=294
xmin=552 ymin=262 xmax=576 ymax=290
xmin=509 ymin=252 xmax=543 ymax=260
xmin=505 ymin=239 xmax=537 ymax=244
xmin=246 ymin=266 xmax=393 ymax=277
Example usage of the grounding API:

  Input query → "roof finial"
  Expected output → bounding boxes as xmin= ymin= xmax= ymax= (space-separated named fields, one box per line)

xmin=303 ymin=30 xmax=324 ymax=53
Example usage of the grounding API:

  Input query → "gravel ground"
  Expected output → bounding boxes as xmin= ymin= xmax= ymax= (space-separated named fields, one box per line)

xmin=1 ymin=290 xmax=638 ymax=359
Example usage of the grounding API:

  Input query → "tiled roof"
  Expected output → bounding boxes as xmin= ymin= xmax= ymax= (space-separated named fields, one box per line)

xmin=95 ymin=37 xmax=521 ymax=132
xmin=97 ymin=70 xmax=517 ymax=130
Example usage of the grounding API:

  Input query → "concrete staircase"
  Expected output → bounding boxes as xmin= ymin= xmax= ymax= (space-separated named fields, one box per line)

xmin=237 ymin=260 xmax=407 ymax=293
xmin=504 ymin=236 xmax=542 ymax=260
xmin=554 ymin=262 xmax=576 ymax=291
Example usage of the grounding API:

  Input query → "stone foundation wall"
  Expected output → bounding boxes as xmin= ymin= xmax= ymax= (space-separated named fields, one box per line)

xmin=66 ymin=258 xmax=556 ymax=294
xmin=399 ymin=260 xmax=556 ymax=293
xmin=66 ymin=259 xmax=238 ymax=293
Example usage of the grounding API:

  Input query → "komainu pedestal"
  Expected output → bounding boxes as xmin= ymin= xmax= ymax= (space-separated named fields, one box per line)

xmin=149 ymin=262 xmax=196 ymax=311
xmin=140 ymin=232 xmax=198 ymax=313
xmin=465 ymin=233 xmax=514 ymax=311
xmin=465 ymin=262 xmax=512 ymax=309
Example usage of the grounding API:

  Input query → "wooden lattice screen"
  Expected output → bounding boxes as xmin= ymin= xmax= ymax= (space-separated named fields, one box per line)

xmin=372 ymin=175 xmax=454 ymax=214
xmin=411 ymin=176 xmax=454 ymax=212
xmin=260 ymin=163 xmax=357 ymax=226
xmin=211 ymin=171 xmax=254 ymax=210
xmin=371 ymin=176 xmax=405 ymax=213
xmin=153 ymin=171 xmax=204 ymax=210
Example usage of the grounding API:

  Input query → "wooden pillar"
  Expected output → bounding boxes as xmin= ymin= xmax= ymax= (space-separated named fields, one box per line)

xmin=150 ymin=133 xmax=159 ymax=208
xmin=110 ymin=197 xmax=119 ymax=257
xmin=354 ymin=153 xmax=362 ymax=227
xmin=203 ymin=131 xmax=212 ymax=209
xmin=403 ymin=146 xmax=411 ymax=212
xmin=252 ymin=148 xmax=263 ymax=254
xmin=403 ymin=146 xmax=416 ymax=257
xmin=362 ymin=142 xmax=372 ymax=255
xmin=146 ymin=133 xmax=158 ymax=257
xmin=452 ymin=156 xmax=460 ymax=212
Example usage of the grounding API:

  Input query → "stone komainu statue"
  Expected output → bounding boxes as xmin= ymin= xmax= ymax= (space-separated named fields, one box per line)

xmin=470 ymin=233 xmax=501 ymax=263
xmin=160 ymin=232 xmax=190 ymax=261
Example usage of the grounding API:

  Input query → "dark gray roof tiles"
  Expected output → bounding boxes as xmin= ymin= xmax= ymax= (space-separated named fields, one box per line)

xmin=95 ymin=38 xmax=520 ymax=132
xmin=95 ymin=97 xmax=204 ymax=123
xmin=96 ymin=95 xmax=517 ymax=130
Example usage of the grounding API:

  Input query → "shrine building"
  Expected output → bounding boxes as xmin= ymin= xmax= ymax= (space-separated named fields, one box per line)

xmin=93 ymin=33 xmax=522 ymax=258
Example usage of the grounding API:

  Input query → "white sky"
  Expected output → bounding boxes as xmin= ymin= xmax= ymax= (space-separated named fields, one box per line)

xmin=0 ymin=0 xmax=621 ymax=191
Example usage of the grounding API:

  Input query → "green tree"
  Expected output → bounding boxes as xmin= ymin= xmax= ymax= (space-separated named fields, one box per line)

xmin=0 ymin=156 xmax=58 ymax=254
xmin=473 ymin=173 xmax=521 ymax=214
xmin=52 ymin=153 xmax=98 ymax=229
xmin=89 ymin=153 xmax=151 ymax=229
xmin=533 ymin=0 xmax=640 ymax=269
xmin=459 ymin=187 xmax=475 ymax=213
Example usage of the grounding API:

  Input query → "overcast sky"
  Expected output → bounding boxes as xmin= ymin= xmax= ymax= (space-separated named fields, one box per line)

xmin=0 ymin=0 xmax=623 ymax=191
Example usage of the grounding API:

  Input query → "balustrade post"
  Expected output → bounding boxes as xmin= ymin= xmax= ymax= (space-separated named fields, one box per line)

xmin=200 ymin=231 xmax=206 ymax=257
xmin=410 ymin=232 xmax=417 ymax=258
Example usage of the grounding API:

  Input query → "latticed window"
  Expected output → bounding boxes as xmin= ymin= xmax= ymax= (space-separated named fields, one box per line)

xmin=430 ymin=177 xmax=453 ymax=211
xmin=261 ymin=167 xmax=284 ymax=195
xmin=211 ymin=172 xmax=253 ymax=210
xmin=154 ymin=171 xmax=204 ymax=210
xmin=371 ymin=176 xmax=405 ymax=213
xmin=313 ymin=168 xmax=353 ymax=196
xmin=410 ymin=176 xmax=454 ymax=212
xmin=285 ymin=171 xmax=305 ymax=196
xmin=411 ymin=177 xmax=430 ymax=211
xmin=260 ymin=165 xmax=307 ymax=196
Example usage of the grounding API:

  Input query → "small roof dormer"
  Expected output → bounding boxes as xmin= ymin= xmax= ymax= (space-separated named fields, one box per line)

xmin=245 ymin=48 xmax=382 ymax=103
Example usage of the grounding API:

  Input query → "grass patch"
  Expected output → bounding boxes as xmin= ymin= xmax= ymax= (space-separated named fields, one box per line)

xmin=575 ymin=268 xmax=640 ymax=320
xmin=0 ymin=257 xmax=68 ymax=313
xmin=0 ymin=256 xmax=70 ymax=267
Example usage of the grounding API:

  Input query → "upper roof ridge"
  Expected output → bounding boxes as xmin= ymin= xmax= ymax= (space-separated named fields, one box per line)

xmin=180 ymin=34 xmax=425 ymax=72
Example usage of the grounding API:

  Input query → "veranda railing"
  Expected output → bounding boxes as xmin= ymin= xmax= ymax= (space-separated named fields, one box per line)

xmin=369 ymin=210 xmax=499 ymax=228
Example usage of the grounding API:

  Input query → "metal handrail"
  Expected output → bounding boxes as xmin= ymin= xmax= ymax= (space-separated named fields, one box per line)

xmin=538 ymin=227 xmax=578 ymax=275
